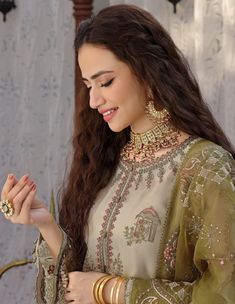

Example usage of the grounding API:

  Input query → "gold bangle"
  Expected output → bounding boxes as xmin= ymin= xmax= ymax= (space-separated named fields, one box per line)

xmin=92 ymin=275 xmax=107 ymax=304
xmin=98 ymin=275 xmax=114 ymax=304
xmin=115 ymin=277 xmax=125 ymax=304
xmin=110 ymin=276 xmax=123 ymax=304
xmin=110 ymin=277 xmax=119 ymax=304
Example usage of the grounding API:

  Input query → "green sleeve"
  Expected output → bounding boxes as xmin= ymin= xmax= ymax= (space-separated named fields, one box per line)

xmin=125 ymin=277 xmax=194 ymax=303
xmin=189 ymin=150 xmax=235 ymax=303
xmin=125 ymin=148 xmax=235 ymax=304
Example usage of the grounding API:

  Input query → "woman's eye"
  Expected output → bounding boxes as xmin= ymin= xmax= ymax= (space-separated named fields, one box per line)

xmin=100 ymin=78 xmax=114 ymax=88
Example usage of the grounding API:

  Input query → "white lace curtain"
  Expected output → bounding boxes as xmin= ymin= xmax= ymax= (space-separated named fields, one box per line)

xmin=0 ymin=1 xmax=74 ymax=302
xmin=110 ymin=0 xmax=235 ymax=145
xmin=0 ymin=0 xmax=234 ymax=303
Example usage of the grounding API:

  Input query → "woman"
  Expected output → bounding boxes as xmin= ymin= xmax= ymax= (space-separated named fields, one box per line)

xmin=1 ymin=4 xmax=234 ymax=304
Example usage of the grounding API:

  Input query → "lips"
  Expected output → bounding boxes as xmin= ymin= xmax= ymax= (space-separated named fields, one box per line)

xmin=103 ymin=108 xmax=117 ymax=116
xmin=99 ymin=107 xmax=118 ymax=115
xmin=100 ymin=107 xmax=118 ymax=122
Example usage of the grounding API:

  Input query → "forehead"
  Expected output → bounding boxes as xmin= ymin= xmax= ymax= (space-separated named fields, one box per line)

xmin=78 ymin=44 xmax=122 ymax=78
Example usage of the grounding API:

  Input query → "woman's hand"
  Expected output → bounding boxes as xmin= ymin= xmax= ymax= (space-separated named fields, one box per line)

xmin=1 ymin=174 xmax=52 ymax=228
xmin=65 ymin=271 xmax=107 ymax=304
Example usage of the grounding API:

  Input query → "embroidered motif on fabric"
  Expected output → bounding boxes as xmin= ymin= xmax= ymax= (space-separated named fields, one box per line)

xmin=151 ymin=279 xmax=192 ymax=304
xmin=187 ymin=215 xmax=223 ymax=251
xmin=178 ymin=157 xmax=201 ymax=207
xmin=124 ymin=207 xmax=161 ymax=246
xmin=110 ymin=253 xmax=124 ymax=275
xmin=47 ymin=265 xmax=55 ymax=275
xmin=135 ymin=285 xmax=157 ymax=304
xmin=84 ymin=250 xmax=128 ymax=275
xmin=110 ymin=168 xmax=124 ymax=187
xmin=96 ymin=166 xmax=134 ymax=273
xmin=179 ymin=145 xmax=233 ymax=208
xmin=135 ymin=279 xmax=193 ymax=304
xmin=121 ymin=136 xmax=196 ymax=188
xmin=163 ymin=230 xmax=179 ymax=275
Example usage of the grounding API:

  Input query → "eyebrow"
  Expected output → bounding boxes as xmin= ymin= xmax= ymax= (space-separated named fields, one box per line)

xmin=82 ymin=70 xmax=114 ymax=81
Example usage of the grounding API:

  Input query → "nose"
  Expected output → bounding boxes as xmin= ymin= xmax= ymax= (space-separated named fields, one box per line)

xmin=89 ymin=87 xmax=105 ymax=109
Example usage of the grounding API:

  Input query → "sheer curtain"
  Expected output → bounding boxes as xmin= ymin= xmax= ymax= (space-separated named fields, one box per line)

xmin=110 ymin=0 xmax=235 ymax=145
xmin=0 ymin=0 xmax=74 ymax=303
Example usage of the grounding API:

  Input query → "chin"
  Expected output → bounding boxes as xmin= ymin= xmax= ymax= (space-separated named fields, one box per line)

xmin=107 ymin=122 xmax=127 ymax=133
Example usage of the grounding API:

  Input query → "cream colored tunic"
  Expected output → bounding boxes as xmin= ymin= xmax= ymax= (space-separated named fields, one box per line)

xmin=82 ymin=137 xmax=199 ymax=278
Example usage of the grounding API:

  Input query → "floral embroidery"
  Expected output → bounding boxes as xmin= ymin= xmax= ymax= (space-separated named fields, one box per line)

xmin=47 ymin=265 xmax=55 ymax=275
xmin=163 ymin=230 xmax=179 ymax=275
xmin=122 ymin=136 xmax=197 ymax=188
xmin=187 ymin=215 xmax=223 ymax=251
xmin=96 ymin=166 xmax=134 ymax=272
xmin=186 ymin=215 xmax=203 ymax=239
xmin=135 ymin=279 xmax=193 ymax=304
xmin=134 ymin=172 xmax=144 ymax=190
xmin=110 ymin=168 xmax=124 ymax=187
xmin=124 ymin=207 xmax=161 ymax=246
xmin=110 ymin=253 xmax=124 ymax=275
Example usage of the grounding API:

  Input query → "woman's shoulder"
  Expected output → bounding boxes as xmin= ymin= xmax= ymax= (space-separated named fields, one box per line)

xmin=184 ymin=137 xmax=234 ymax=168
xmin=178 ymin=137 xmax=235 ymax=184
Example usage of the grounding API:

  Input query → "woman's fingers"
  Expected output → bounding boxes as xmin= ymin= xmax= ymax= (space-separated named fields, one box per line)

xmin=1 ymin=174 xmax=17 ymax=200
xmin=7 ymin=175 xmax=30 ymax=201
xmin=1 ymin=174 xmax=37 ymax=224
xmin=11 ymin=182 xmax=35 ymax=216
xmin=65 ymin=290 xmax=76 ymax=302
xmin=18 ymin=185 xmax=37 ymax=224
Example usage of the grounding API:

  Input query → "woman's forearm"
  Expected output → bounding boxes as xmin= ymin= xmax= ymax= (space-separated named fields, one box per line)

xmin=38 ymin=215 xmax=63 ymax=261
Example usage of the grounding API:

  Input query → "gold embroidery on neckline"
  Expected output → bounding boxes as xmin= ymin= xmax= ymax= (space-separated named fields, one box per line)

xmin=121 ymin=136 xmax=196 ymax=165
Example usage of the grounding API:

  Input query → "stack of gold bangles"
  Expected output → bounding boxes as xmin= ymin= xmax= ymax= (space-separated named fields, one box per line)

xmin=93 ymin=275 xmax=125 ymax=304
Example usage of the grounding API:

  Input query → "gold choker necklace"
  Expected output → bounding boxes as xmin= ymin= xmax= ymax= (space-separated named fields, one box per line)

xmin=121 ymin=123 xmax=180 ymax=162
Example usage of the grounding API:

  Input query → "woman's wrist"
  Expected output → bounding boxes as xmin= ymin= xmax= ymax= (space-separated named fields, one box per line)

xmin=38 ymin=215 xmax=63 ymax=261
xmin=37 ymin=212 xmax=55 ymax=230
xmin=104 ymin=277 xmax=125 ymax=304
xmin=100 ymin=276 xmax=125 ymax=304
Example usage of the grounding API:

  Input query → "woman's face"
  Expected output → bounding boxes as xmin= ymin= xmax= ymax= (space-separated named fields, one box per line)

xmin=78 ymin=43 xmax=154 ymax=133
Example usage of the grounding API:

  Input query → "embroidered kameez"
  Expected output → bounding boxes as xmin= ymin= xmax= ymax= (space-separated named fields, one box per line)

xmin=34 ymin=138 xmax=235 ymax=303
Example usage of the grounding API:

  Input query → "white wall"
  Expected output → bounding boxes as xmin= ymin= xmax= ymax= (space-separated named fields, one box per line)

xmin=94 ymin=0 xmax=109 ymax=12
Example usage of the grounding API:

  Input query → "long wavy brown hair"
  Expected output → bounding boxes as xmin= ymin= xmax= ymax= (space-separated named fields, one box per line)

xmin=59 ymin=4 xmax=235 ymax=271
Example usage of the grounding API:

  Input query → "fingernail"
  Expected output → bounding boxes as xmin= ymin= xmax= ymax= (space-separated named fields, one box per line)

xmin=27 ymin=180 xmax=34 ymax=187
xmin=8 ymin=174 xmax=14 ymax=180
xmin=31 ymin=184 xmax=37 ymax=191
xmin=23 ymin=175 xmax=29 ymax=182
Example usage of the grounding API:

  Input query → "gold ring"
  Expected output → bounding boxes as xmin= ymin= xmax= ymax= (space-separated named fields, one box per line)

xmin=0 ymin=199 xmax=14 ymax=217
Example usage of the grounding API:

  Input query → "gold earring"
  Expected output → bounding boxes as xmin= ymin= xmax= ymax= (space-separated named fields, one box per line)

xmin=145 ymin=97 xmax=169 ymax=123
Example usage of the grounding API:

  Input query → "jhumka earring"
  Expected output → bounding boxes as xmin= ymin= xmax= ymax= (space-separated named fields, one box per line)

xmin=130 ymin=92 xmax=180 ymax=152
xmin=145 ymin=98 xmax=170 ymax=124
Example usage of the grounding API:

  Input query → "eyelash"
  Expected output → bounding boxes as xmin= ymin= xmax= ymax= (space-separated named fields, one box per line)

xmin=87 ymin=78 xmax=114 ymax=91
xmin=100 ymin=78 xmax=114 ymax=88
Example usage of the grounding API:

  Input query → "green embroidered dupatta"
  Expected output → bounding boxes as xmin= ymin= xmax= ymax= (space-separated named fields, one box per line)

xmin=126 ymin=140 xmax=235 ymax=304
